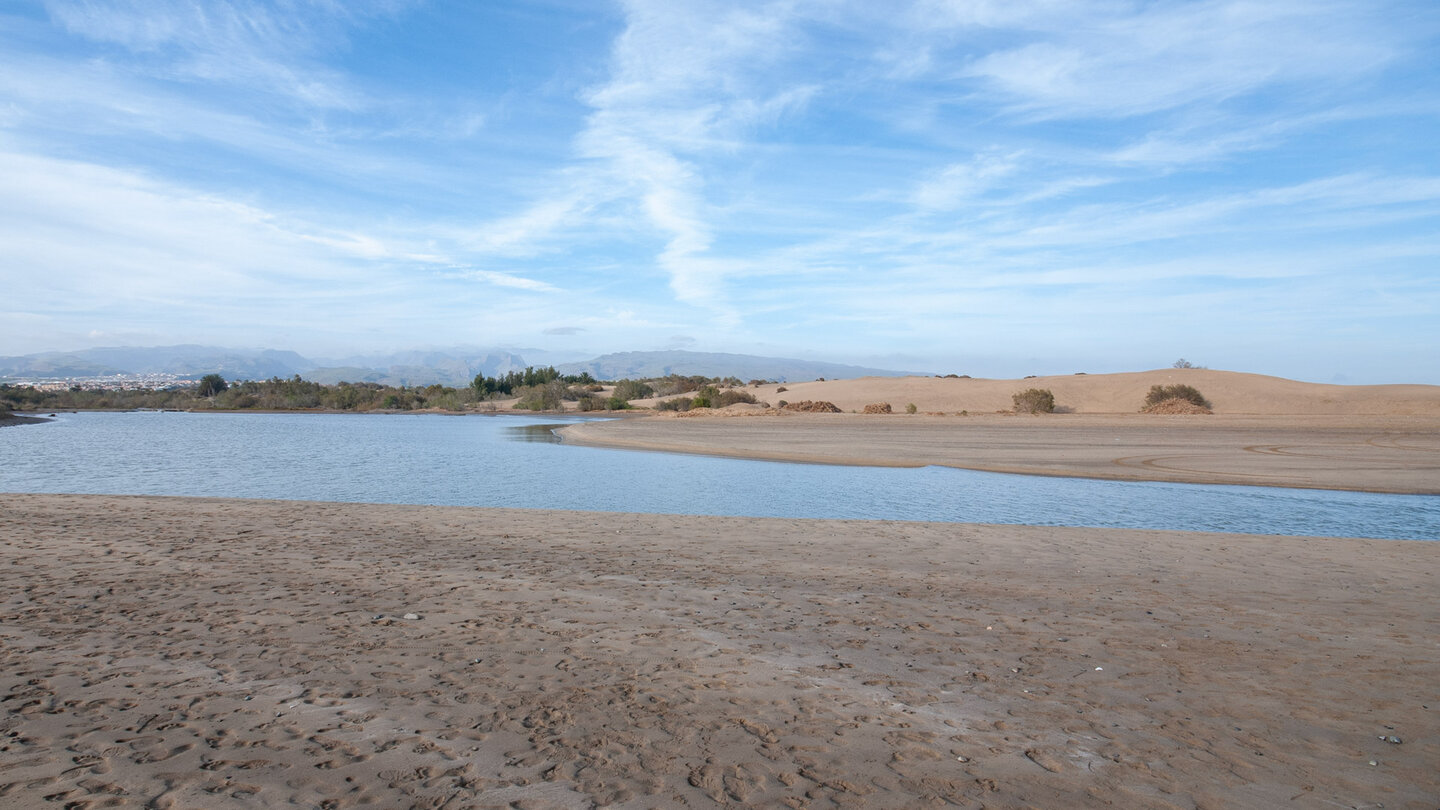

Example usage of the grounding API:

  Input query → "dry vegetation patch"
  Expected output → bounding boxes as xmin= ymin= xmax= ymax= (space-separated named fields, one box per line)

xmin=780 ymin=400 xmax=843 ymax=413
xmin=862 ymin=402 xmax=892 ymax=414
xmin=1011 ymin=388 xmax=1056 ymax=414
xmin=1142 ymin=384 xmax=1212 ymax=414
xmin=1142 ymin=397 xmax=1214 ymax=415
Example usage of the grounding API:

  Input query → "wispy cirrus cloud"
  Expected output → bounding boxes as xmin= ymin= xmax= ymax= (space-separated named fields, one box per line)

xmin=912 ymin=150 xmax=1024 ymax=211
xmin=41 ymin=0 xmax=391 ymax=109
xmin=0 ymin=151 xmax=390 ymax=297
xmin=441 ymin=268 xmax=560 ymax=293
xmin=558 ymin=0 xmax=814 ymax=307
xmin=944 ymin=0 xmax=1403 ymax=119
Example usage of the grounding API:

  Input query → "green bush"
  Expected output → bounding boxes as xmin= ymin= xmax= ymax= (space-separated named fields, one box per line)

xmin=649 ymin=374 xmax=713 ymax=397
xmin=514 ymin=380 xmax=566 ymax=411
xmin=611 ymin=379 xmax=654 ymax=402
xmin=226 ymin=393 xmax=259 ymax=409
xmin=1012 ymin=388 xmax=1056 ymax=414
xmin=689 ymin=385 xmax=719 ymax=409
xmin=714 ymin=389 xmax=757 ymax=407
xmin=656 ymin=397 xmax=692 ymax=412
xmin=905 ymin=402 xmax=918 ymax=414
xmin=1144 ymin=384 xmax=1210 ymax=409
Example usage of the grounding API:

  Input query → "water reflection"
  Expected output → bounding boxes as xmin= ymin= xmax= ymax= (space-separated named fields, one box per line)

xmin=2 ymin=411 xmax=1436 ymax=540
xmin=504 ymin=423 xmax=565 ymax=443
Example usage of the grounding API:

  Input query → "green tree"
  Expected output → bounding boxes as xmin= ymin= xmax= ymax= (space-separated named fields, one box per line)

xmin=196 ymin=374 xmax=228 ymax=397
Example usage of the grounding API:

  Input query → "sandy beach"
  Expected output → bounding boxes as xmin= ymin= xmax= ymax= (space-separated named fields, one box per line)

xmin=2 ymin=494 xmax=1436 ymax=808
xmin=559 ymin=413 xmax=1440 ymax=495
xmin=569 ymin=370 xmax=1440 ymax=495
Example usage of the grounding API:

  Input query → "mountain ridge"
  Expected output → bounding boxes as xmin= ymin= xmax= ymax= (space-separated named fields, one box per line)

xmin=1 ymin=345 xmax=918 ymax=386
xmin=557 ymin=350 xmax=920 ymax=382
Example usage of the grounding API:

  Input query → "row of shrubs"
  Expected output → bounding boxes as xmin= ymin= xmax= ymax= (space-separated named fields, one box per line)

xmin=4 ymin=374 xmax=1214 ymax=416
xmin=1009 ymin=383 xmax=1211 ymax=414
xmin=739 ymin=384 xmax=1212 ymax=417
xmin=654 ymin=386 xmax=758 ymax=411
xmin=642 ymin=381 xmax=1213 ymax=416
xmin=501 ymin=372 xmax=760 ymax=412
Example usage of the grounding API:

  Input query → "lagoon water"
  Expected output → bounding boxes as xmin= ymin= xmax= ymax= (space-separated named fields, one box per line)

xmin=3 ymin=411 xmax=1436 ymax=540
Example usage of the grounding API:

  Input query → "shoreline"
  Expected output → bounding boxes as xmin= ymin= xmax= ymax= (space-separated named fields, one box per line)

xmin=3 ymin=493 xmax=1436 ymax=808
xmin=14 ymin=407 xmax=1440 ymax=495
xmin=0 ymin=413 xmax=51 ymax=427
xmin=558 ymin=412 xmax=1440 ymax=495
xmin=1 ymin=406 xmax=637 ymax=419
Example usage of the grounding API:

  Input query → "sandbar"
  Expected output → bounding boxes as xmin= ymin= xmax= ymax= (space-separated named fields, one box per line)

xmin=559 ymin=413 xmax=1440 ymax=494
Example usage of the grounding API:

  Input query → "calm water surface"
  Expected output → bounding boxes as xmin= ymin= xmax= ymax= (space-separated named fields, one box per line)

xmin=3 ymin=411 xmax=1436 ymax=540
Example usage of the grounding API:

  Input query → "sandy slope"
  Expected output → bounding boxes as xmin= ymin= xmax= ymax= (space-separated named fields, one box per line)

xmin=694 ymin=369 xmax=1440 ymax=416
xmin=2 ymin=495 xmax=1436 ymax=809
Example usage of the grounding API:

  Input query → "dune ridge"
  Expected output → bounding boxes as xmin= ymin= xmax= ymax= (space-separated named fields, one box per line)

xmin=687 ymin=369 xmax=1440 ymax=416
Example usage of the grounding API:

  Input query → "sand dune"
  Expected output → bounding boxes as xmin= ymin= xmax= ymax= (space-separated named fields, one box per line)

xmin=585 ymin=370 xmax=1440 ymax=494
xmin=703 ymin=369 xmax=1440 ymax=416
xmin=2 ymin=494 xmax=1436 ymax=809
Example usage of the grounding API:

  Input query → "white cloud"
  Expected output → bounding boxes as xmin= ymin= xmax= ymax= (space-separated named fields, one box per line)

xmin=0 ymin=150 xmax=430 ymax=342
xmin=442 ymin=268 xmax=559 ymax=293
xmin=956 ymin=1 xmax=1402 ymax=119
xmin=459 ymin=194 xmax=590 ymax=257
xmin=913 ymin=150 xmax=1023 ymax=210
xmin=552 ymin=0 xmax=814 ymax=307
xmin=42 ymin=0 xmax=380 ymax=109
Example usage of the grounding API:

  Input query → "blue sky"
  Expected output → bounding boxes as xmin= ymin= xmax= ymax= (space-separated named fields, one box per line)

xmin=1 ymin=0 xmax=1437 ymax=382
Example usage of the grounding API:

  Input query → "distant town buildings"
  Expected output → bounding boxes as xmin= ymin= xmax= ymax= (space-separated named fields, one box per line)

xmin=1 ymin=373 xmax=199 ymax=392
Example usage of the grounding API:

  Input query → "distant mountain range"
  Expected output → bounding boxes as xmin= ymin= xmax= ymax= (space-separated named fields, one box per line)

xmin=557 ymin=351 xmax=918 ymax=382
xmin=0 ymin=345 xmax=312 ymax=380
xmin=300 ymin=350 xmax=531 ymax=387
xmin=0 ymin=345 xmax=917 ymax=386
xmin=0 ymin=345 xmax=532 ymax=387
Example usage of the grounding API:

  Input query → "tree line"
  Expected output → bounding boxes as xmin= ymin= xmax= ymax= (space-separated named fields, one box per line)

xmin=0 ymin=368 xmax=759 ymax=415
xmin=470 ymin=366 xmax=595 ymax=396
xmin=0 ymin=376 xmax=482 ymax=413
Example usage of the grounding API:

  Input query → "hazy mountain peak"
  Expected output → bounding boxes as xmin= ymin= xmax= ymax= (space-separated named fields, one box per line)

xmin=557 ymin=350 xmax=917 ymax=382
xmin=1 ymin=345 xmax=917 ymax=386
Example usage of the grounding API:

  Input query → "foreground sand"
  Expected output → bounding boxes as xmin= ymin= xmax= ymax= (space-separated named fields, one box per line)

xmin=560 ymin=413 xmax=1440 ymax=495
xmin=2 ymin=495 xmax=1436 ymax=808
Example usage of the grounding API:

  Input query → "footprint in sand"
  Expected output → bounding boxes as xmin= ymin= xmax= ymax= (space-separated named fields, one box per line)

xmin=1024 ymin=747 xmax=1071 ymax=774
